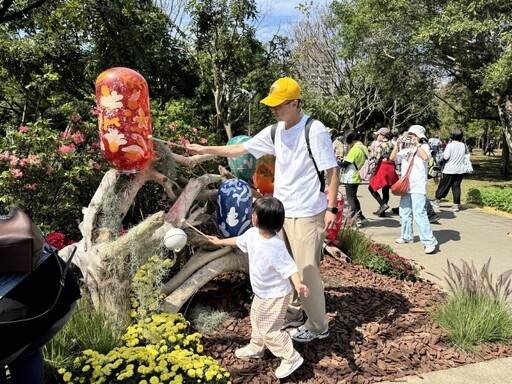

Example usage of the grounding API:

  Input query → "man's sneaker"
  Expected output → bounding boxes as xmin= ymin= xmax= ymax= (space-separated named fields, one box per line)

xmin=429 ymin=215 xmax=440 ymax=224
xmin=290 ymin=325 xmax=329 ymax=343
xmin=280 ymin=315 xmax=305 ymax=330
xmin=430 ymin=200 xmax=440 ymax=208
xmin=395 ymin=238 xmax=413 ymax=244
xmin=235 ymin=345 xmax=264 ymax=359
xmin=451 ymin=204 xmax=460 ymax=212
xmin=275 ymin=355 xmax=304 ymax=379
xmin=424 ymin=240 xmax=438 ymax=254
xmin=391 ymin=207 xmax=399 ymax=214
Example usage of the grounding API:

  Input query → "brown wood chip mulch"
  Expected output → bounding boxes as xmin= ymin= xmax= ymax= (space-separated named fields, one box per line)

xmin=189 ymin=254 xmax=512 ymax=383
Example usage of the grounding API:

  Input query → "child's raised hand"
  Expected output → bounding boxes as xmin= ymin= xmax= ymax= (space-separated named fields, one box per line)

xmin=295 ymin=283 xmax=309 ymax=298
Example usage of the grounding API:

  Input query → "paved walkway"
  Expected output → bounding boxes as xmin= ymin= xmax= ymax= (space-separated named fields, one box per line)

xmin=347 ymin=183 xmax=512 ymax=384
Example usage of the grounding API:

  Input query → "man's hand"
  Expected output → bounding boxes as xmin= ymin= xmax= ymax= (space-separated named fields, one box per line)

xmin=324 ymin=211 xmax=336 ymax=232
xmin=186 ymin=143 xmax=206 ymax=154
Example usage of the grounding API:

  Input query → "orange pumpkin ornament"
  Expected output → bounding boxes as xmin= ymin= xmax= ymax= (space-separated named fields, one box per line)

xmin=95 ymin=67 xmax=154 ymax=172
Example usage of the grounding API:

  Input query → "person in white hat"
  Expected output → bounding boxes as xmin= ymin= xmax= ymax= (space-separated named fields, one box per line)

xmin=187 ymin=77 xmax=339 ymax=345
xmin=390 ymin=125 xmax=438 ymax=254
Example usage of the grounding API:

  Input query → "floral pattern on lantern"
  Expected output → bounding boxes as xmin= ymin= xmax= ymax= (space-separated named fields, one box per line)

xmin=96 ymin=67 xmax=154 ymax=171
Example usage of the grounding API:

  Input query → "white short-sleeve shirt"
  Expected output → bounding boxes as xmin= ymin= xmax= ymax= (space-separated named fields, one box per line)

xmin=396 ymin=144 xmax=430 ymax=194
xmin=236 ymin=227 xmax=298 ymax=299
xmin=243 ymin=114 xmax=338 ymax=217
xmin=442 ymin=142 xmax=466 ymax=174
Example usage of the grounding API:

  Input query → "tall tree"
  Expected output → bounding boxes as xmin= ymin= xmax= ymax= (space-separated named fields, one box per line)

xmin=0 ymin=0 xmax=195 ymax=129
xmin=187 ymin=0 xmax=268 ymax=139
xmin=292 ymin=3 xmax=437 ymax=135
xmin=330 ymin=0 xmax=512 ymax=174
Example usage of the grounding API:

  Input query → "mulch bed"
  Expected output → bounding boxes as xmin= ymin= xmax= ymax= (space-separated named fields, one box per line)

xmin=189 ymin=254 xmax=512 ymax=383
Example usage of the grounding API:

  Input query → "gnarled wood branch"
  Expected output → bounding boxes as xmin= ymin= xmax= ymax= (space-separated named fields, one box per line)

xmin=162 ymin=250 xmax=249 ymax=313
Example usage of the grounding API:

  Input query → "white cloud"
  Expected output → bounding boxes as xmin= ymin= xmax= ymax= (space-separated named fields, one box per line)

xmin=255 ymin=0 xmax=330 ymax=40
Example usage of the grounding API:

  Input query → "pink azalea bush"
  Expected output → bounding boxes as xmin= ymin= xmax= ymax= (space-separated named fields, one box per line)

xmin=0 ymin=117 xmax=106 ymax=237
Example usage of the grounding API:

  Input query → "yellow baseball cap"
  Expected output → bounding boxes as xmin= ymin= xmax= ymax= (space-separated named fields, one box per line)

xmin=260 ymin=77 xmax=301 ymax=107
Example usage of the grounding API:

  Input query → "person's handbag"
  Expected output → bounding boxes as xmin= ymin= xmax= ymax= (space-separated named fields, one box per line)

xmin=0 ymin=206 xmax=44 ymax=273
xmin=463 ymin=145 xmax=473 ymax=174
xmin=391 ymin=149 xmax=417 ymax=196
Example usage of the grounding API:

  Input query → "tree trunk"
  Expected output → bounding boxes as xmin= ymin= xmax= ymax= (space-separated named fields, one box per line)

xmin=497 ymin=94 xmax=512 ymax=176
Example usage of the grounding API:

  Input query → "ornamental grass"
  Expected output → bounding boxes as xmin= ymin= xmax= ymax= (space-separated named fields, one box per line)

xmin=432 ymin=259 xmax=512 ymax=352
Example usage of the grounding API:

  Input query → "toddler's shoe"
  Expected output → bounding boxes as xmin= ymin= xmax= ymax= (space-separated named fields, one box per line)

xmin=234 ymin=345 xmax=264 ymax=359
xmin=275 ymin=355 xmax=304 ymax=379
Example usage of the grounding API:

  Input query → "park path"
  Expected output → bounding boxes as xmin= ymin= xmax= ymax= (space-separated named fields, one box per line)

xmin=350 ymin=183 xmax=512 ymax=384
xmin=354 ymin=184 xmax=511 ymax=291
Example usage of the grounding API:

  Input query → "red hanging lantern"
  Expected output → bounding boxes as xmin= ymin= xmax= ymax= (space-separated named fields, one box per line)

xmin=95 ymin=67 xmax=154 ymax=172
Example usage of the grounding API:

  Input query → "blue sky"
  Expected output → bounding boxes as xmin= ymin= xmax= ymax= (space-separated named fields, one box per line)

xmin=256 ymin=0 xmax=330 ymax=40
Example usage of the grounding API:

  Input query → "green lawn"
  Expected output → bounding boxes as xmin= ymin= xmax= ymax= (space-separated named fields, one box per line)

xmin=427 ymin=150 xmax=512 ymax=206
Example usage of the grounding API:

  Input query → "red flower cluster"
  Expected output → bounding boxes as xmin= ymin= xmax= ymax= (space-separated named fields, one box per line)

xmin=45 ymin=232 xmax=76 ymax=250
xmin=368 ymin=241 xmax=423 ymax=281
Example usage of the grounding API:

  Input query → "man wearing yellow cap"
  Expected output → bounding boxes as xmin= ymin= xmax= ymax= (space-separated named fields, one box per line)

xmin=187 ymin=77 xmax=339 ymax=344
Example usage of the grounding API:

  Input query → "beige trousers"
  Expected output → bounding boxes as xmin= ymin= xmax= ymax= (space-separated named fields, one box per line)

xmin=280 ymin=211 xmax=328 ymax=333
xmin=247 ymin=293 xmax=300 ymax=362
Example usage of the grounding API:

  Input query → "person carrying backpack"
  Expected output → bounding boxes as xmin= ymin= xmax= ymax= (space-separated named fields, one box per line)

xmin=337 ymin=131 xmax=368 ymax=227
xmin=368 ymin=127 xmax=399 ymax=217
xmin=187 ymin=77 xmax=339 ymax=344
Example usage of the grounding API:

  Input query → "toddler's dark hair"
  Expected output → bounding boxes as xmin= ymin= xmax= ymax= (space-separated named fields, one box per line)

xmin=252 ymin=196 xmax=285 ymax=233
xmin=450 ymin=129 xmax=464 ymax=141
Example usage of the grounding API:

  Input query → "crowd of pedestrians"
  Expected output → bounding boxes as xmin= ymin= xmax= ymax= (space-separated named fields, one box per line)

xmin=332 ymin=123 xmax=481 ymax=255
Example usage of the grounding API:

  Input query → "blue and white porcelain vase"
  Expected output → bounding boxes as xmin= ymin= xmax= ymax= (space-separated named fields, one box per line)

xmin=217 ymin=179 xmax=252 ymax=238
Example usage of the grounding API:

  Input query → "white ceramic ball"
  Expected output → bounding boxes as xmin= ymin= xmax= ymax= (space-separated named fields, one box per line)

xmin=163 ymin=228 xmax=187 ymax=252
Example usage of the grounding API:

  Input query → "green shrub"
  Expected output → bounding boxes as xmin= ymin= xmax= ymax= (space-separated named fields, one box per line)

xmin=336 ymin=224 xmax=372 ymax=265
xmin=367 ymin=242 xmax=422 ymax=282
xmin=43 ymin=302 xmax=126 ymax=377
xmin=466 ymin=187 xmax=512 ymax=213
xmin=0 ymin=118 xmax=106 ymax=238
xmin=336 ymin=225 xmax=422 ymax=281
